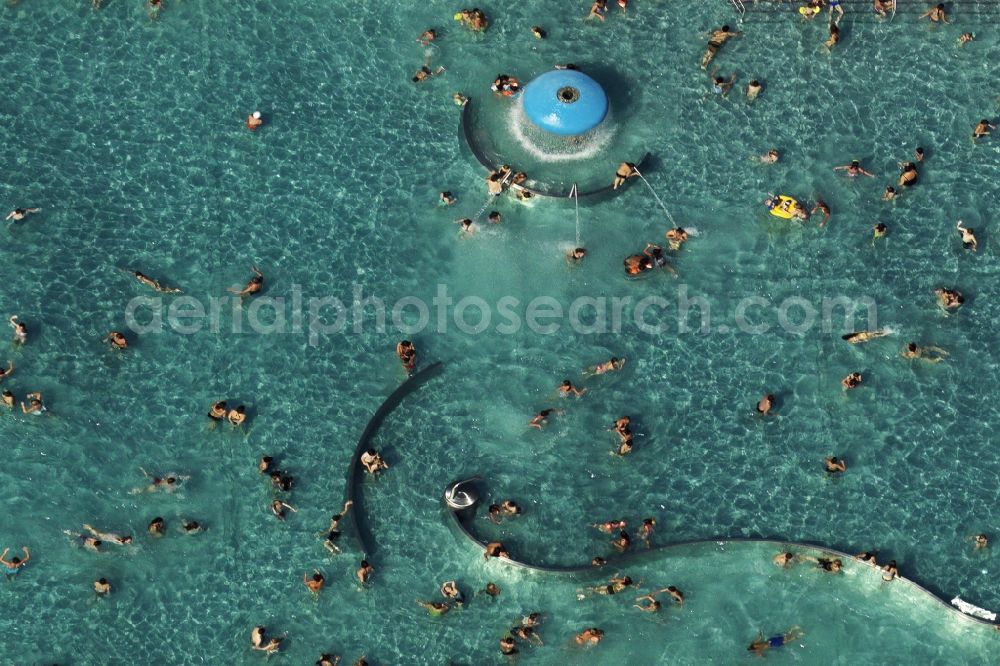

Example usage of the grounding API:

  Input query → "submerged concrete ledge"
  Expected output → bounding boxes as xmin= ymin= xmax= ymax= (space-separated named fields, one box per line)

xmin=342 ymin=362 xmax=444 ymax=555
xmin=443 ymin=477 xmax=1000 ymax=629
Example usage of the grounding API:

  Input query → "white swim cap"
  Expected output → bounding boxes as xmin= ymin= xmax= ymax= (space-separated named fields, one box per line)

xmin=252 ymin=111 xmax=261 ymax=119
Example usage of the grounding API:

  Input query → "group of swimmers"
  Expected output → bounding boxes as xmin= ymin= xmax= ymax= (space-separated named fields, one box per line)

xmin=773 ymin=548 xmax=901 ymax=582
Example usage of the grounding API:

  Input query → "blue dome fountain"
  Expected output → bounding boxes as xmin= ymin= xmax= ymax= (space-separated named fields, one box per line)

xmin=522 ymin=69 xmax=609 ymax=136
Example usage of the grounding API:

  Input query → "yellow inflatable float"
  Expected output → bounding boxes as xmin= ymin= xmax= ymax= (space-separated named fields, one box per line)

xmin=767 ymin=195 xmax=801 ymax=219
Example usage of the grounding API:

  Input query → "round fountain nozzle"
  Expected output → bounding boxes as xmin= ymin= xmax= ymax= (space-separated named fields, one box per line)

xmin=557 ymin=87 xmax=580 ymax=104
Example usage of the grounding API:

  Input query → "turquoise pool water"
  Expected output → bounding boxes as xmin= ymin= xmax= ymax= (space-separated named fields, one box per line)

xmin=3 ymin=0 xmax=1000 ymax=663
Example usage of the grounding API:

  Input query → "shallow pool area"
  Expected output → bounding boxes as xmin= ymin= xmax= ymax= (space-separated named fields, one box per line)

xmin=3 ymin=0 xmax=1000 ymax=663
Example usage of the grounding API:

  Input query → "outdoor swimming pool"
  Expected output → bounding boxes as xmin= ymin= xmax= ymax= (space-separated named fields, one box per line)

xmin=2 ymin=0 xmax=1000 ymax=663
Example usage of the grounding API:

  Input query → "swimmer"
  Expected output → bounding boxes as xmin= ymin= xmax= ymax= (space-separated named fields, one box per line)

xmin=969 ymin=534 xmax=989 ymax=550
xmin=934 ymin=288 xmax=964 ymax=311
xmin=316 ymin=654 xmax=341 ymax=666
xmin=558 ymin=379 xmax=587 ymax=397
xmin=250 ymin=626 xmax=283 ymax=653
xmin=874 ymin=0 xmax=890 ymax=18
xmin=147 ymin=0 xmax=164 ymax=18
xmin=94 ymin=577 xmax=112 ymax=595
xmin=439 ymin=191 xmax=456 ymax=206
xmin=919 ymin=2 xmax=949 ymax=23
xmin=575 ymin=627 xmax=604 ymax=646
xmin=799 ymin=0 xmax=822 ymax=20
xmin=531 ymin=26 xmax=546 ymax=39
xmin=529 ymin=408 xmax=561 ymax=429
xmin=773 ymin=552 xmax=796 ymax=568
xmin=487 ymin=211 xmax=501 ymax=224
xmin=745 ymin=79 xmax=763 ymax=101
xmin=83 ymin=524 xmax=134 ymax=546
xmin=486 ymin=165 xmax=513 ymax=195
xmin=710 ymin=72 xmax=736 ymax=97
xmin=624 ymin=254 xmax=654 ymax=276
xmin=124 ymin=270 xmax=182 ymax=294
xmin=487 ymin=504 xmax=503 ymax=524
xmin=270 ymin=471 xmax=294 ymax=492
xmin=841 ymin=329 xmax=890 ymax=344
xmin=828 ymin=0 xmax=845 ymax=22
xmin=456 ymin=217 xmax=472 ymax=233
xmin=833 ymin=160 xmax=874 ymax=178
xmin=592 ymin=519 xmax=626 ymax=534
xmin=499 ymin=636 xmax=518 ymax=656
xmin=270 ymin=499 xmax=297 ymax=520
xmin=915 ymin=146 xmax=925 ymax=162
xmin=103 ymin=331 xmax=128 ymax=350
xmin=855 ymin=550 xmax=879 ymax=565
xmin=756 ymin=394 xmax=775 ymax=415
xmin=615 ymin=437 xmax=634 ymax=456
xmin=824 ymin=23 xmax=840 ymax=50
xmin=440 ymin=580 xmax=463 ymax=604
xmin=612 ymin=529 xmax=631 ymax=551
xmin=357 ymin=560 xmax=375 ymax=585
xmin=585 ymin=357 xmax=626 ymax=376
xmin=417 ymin=29 xmax=436 ymax=46
xmin=417 ymin=600 xmax=451 ymax=616
xmin=824 ymin=456 xmax=847 ymax=474
xmin=588 ymin=574 xmax=633 ymax=596
xmin=902 ymin=342 xmax=948 ymax=362
xmin=567 ymin=247 xmax=587 ymax=263
xmin=9 ymin=315 xmax=27 ymax=343
xmin=304 ymin=570 xmax=325 ymax=594
xmin=748 ymin=627 xmax=804 ymax=655
xmin=227 ymin=405 xmax=247 ymax=427
xmin=484 ymin=541 xmax=510 ymax=560
xmin=511 ymin=625 xmax=543 ymax=646
xmin=2 ymin=390 xmax=14 ymax=409
xmin=611 ymin=416 xmax=631 ymax=438
xmin=228 ymin=265 xmax=263 ymax=297
xmin=208 ymin=400 xmax=227 ymax=424
xmin=640 ymin=518 xmax=656 ymax=546
xmin=898 ymin=162 xmax=919 ymax=187
xmin=452 ymin=93 xmax=468 ymax=107
xmin=586 ymin=0 xmax=607 ymax=21
xmin=757 ymin=149 xmax=779 ymax=164
xmin=360 ymin=449 xmax=389 ymax=474
xmin=64 ymin=532 xmax=102 ymax=551
xmin=956 ymin=220 xmax=978 ymax=251
xmin=959 ymin=32 xmax=975 ymax=46
xmin=20 ymin=392 xmax=44 ymax=415
xmin=841 ymin=372 xmax=862 ymax=389
xmin=246 ymin=111 xmax=263 ymax=131
xmin=811 ymin=200 xmax=831 ymax=227
xmin=480 ymin=582 xmax=501 ymax=598
xmin=148 ymin=517 xmax=166 ymax=537
xmin=883 ymin=186 xmax=896 ymax=201
xmin=5 ymin=207 xmax=41 ymax=222
xmin=810 ymin=556 xmax=842 ymax=572
xmin=396 ymin=340 xmax=416 ymax=373
xmin=665 ymin=227 xmax=689 ymax=250
xmin=1 ymin=546 xmax=30 ymax=575
xmin=457 ymin=8 xmax=488 ymax=31
xmin=873 ymin=223 xmax=888 ymax=241
xmin=591 ymin=556 xmax=607 ymax=567
xmin=644 ymin=243 xmax=677 ymax=273
xmin=0 ymin=361 xmax=12 ymax=381
xmin=881 ymin=560 xmax=899 ymax=581
xmin=181 ymin=520 xmax=202 ymax=534
xmin=612 ymin=162 xmax=638 ymax=189
xmin=500 ymin=499 xmax=521 ymax=517
xmin=701 ymin=26 xmax=741 ymax=68
xmin=412 ymin=65 xmax=445 ymax=84
xmin=321 ymin=500 xmax=353 ymax=547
